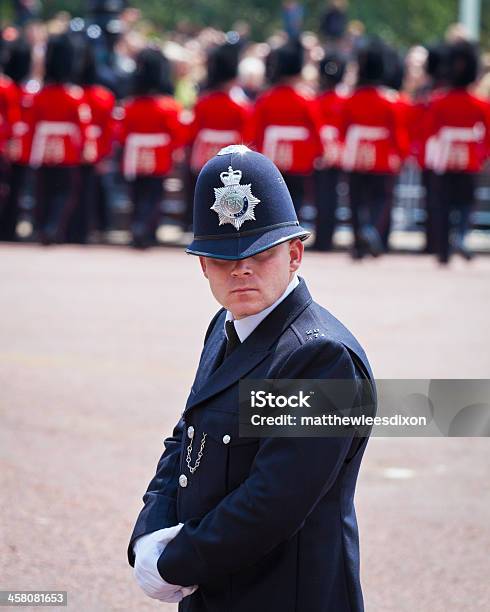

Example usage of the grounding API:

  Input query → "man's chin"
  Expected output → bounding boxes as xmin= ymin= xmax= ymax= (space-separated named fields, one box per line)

xmin=228 ymin=296 xmax=264 ymax=319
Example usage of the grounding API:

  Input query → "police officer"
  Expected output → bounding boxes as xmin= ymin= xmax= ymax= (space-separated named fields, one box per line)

xmin=127 ymin=144 xmax=376 ymax=611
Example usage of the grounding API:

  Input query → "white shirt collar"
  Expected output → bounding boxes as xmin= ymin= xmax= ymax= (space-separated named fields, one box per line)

xmin=225 ymin=274 xmax=299 ymax=343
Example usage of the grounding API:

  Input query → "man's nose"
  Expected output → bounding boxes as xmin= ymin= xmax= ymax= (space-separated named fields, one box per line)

xmin=231 ymin=259 xmax=252 ymax=276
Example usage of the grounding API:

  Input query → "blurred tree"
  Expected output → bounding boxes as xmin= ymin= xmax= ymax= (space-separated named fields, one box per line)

xmin=40 ymin=0 xmax=84 ymax=18
xmin=4 ymin=0 xmax=486 ymax=50
xmin=346 ymin=0 xmax=460 ymax=47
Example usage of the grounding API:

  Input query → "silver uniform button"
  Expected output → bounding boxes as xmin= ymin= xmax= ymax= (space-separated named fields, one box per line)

xmin=222 ymin=434 xmax=231 ymax=444
xmin=179 ymin=474 xmax=188 ymax=488
xmin=187 ymin=425 xmax=194 ymax=439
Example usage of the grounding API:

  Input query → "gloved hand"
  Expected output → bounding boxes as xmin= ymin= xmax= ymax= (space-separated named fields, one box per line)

xmin=133 ymin=523 xmax=198 ymax=602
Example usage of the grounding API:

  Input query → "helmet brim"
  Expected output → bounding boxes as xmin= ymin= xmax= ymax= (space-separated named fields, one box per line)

xmin=186 ymin=224 xmax=311 ymax=260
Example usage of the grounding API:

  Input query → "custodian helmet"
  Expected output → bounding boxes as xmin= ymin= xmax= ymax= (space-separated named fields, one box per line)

xmin=186 ymin=145 xmax=310 ymax=260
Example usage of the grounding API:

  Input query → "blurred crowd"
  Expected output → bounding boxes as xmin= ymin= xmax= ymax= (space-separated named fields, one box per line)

xmin=1 ymin=1 xmax=490 ymax=263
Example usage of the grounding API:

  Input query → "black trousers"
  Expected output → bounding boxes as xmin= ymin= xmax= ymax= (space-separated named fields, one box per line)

xmin=313 ymin=167 xmax=340 ymax=251
xmin=66 ymin=164 xmax=96 ymax=244
xmin=35 ymin=165 xmax=81 ymax=243
xmin=283 ymin=173 xmax=305 ymax=217
xmin=432 ymin=172 xmax=474 ymax=263
xmin=422 ymin=169 xmax=438 ymax=254
xmin=93 ymin=171 xmax=111 ymax=232
xmin=183 ymin=144 xmax=198 ymax=232
xmin=128 ymin=175 xmax=164 ymax=245
xmin=185 ymin=169 xmax=198 ymax=233
xmin=0 ymin=162 xmax=30 ymax=241
xmin=347 ymin=172 xmax=394 ymax=254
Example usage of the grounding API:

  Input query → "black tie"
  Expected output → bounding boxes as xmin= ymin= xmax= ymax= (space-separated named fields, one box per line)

xmin=225 ymin=320 xmax=241 ymax=358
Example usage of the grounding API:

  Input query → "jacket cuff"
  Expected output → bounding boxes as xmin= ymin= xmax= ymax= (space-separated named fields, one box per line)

xmin=127 ymin=493 xmax=178 ymax=567
xmin=156 ymin=523 xmax=208 ymax=586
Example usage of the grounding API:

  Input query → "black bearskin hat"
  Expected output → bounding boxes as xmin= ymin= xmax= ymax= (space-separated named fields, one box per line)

xmin=447 ymin=40 xmax=479 ymax=88
xmin=425 ymin=42 xmax=449 ymax=83
xmin=266 ymin=37 xmax=304 ymax=84
xmin=4 ymin=36 xmax=32 ymax=84
xmin=319 ymin=50 xmax=346 ymax=90
xmin=73 ymin=34 xmax=97 ymax=86
xmin=44 ymin=34 xmax=76 ymax=84
xmin=206 ymin=41 xmax=240 ymax=90
xmin=382 ymin=44 xmax=405 ymax=91
xmin=132 ymin=47 xmax=174 ymax=96
xmin=356 ymin=37 xmax=385 ymax=85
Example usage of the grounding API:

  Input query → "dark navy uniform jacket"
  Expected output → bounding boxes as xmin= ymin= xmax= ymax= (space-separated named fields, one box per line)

xmin=127 ymin=277 xmax=376 ymax=612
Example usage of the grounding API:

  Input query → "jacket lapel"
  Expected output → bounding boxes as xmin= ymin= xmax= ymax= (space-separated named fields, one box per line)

xmin=190 ymin=326 xmax=227 ymax=394
xmin=184 ymin=277 xmax=313 ymax=414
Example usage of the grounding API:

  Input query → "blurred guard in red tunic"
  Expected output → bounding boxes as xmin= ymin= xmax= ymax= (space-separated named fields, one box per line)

xmin=425 ymin=41 xmax=490 ymax=264
xmin=30 ymin=33 xmax=89 ymax=244
xmin=119 ymin=48 xmax=184 ymax=248
xmin=1 ymin=35 xmax=28 ymax=241
xmin=378 ymin=43 xmax=411 ymax=251
xmin=252 ymin=37 xmax=322 ymax=215
xmin=314 ymin=51 xmax=347 ymax=251
xmin=185 ymin=41 xmax=251 ymax=230
xmin=340 ymin=37 xmax=407 ymax=259
xmin=0 ymin=37 xmax=19 ymax=153
xmin=1 ymin=32 xmax=21 ymax=240
xmin=67 ymin=33 xmax=116 ymax=244
xmin=409 ymin=43 xmax=449 ymax=255
xmin=0 ymin=73 xmax=17 ymax=155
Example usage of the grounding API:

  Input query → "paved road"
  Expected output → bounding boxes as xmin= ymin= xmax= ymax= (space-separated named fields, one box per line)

xmin=1 ymin=244 xmax=489 ymax=611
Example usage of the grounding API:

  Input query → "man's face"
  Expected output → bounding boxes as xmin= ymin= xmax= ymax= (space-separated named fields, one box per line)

xmin=199 ymin=239 xmax=304 ymax=319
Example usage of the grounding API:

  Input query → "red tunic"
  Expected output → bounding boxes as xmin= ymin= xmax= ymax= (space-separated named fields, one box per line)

xmin=187 ymin=89 xmax=252 ymax=172
xmin=339 ymin=86 xmax=407 ymax=174
xmin=6 ymin=82 xmax=38 ymax=165
xmin=0 ymin=75 xmax=20 ymax=154
xmin=423 ymin=89 xmax=490 ymax=173
xmin=407 ymin=88 xmax=447 ymax=169
xmin=28 ymin=84 xmax=90 ymax=167
xmin=251 ymin=84 xmax=323 ymax=174
xmin=315 ymin=88 xmax=346 ymax=169
xmin=82 ymin=85 xmax=116 ymax=164
xmin=119 ymin=95 xmax=184 ymax=178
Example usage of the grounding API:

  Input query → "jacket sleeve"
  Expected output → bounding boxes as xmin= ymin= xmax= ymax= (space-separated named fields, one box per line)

xmin=127 ymin=416 xmax=185 ymax=567
xmin=127 ymin=308 xmax=225 ymax=567
xmin=156 ymin=339 xmax=364 ymax=586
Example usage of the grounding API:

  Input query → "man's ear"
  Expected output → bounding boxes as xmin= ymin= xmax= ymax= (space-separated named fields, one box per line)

xmin=289 ymin=239 xmax=304 ymax=272
xmin=199 ymin=256 xmax=208 ymax=278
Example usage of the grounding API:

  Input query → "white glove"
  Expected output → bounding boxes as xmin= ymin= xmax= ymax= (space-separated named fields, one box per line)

xmin=133 ymin=523 xmax=198 ymax=602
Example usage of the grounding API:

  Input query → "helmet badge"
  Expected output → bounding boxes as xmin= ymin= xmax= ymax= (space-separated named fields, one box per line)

xmin=211 ymin=166 xmax=260 ymax=230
